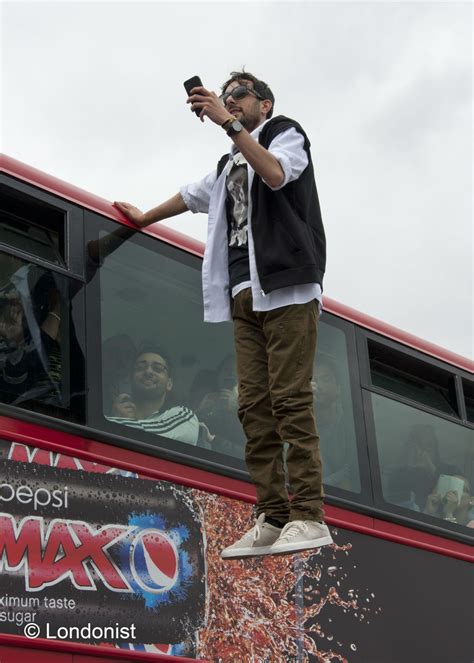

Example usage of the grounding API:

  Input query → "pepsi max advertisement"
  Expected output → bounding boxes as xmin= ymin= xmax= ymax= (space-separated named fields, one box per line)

xmin=0 ymin=441 xmax=205 ymax=648
xmin=0 ymin=439 xmax=472 ymax=662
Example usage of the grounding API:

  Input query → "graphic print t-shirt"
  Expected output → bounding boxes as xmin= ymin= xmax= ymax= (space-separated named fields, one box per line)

xmin=226 ymin=152 xmax=251 ymax=289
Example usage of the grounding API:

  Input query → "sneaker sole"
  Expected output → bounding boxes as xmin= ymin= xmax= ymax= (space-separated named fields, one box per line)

xmin=269 ymin=535 xmax=334 ymax=555
xmin=221 ymin=544 xmax=274 ymax=560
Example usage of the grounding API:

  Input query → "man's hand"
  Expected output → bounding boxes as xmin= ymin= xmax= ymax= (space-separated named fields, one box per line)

xmin=113 ymin=202 xmax=146 ymax=226
xmin=113 ymin=194 xmax=188 ymax=228
xmin=187 ymin=86 xmax=233 ymax=125
xmin=442 ymin=490 xmax=459 ymax=518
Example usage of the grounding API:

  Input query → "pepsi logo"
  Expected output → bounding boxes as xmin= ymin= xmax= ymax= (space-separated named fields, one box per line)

xmin=130 ymin=529 xmax=178 ymax=593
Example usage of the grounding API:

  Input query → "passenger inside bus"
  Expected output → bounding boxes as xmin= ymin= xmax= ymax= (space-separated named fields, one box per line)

xmin=387 ymin=424 xmax=462 ymax=514
xmin=424 ymin=474 xmax=474 ymax=526
xmin=106 ymin=344 xmax=206 ymax=446
xmin=0 ymin=255 xmax=63 ymax=408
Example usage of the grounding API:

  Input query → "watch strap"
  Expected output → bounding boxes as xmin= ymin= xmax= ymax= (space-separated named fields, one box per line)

xmin=221 ymin=116 xmax=236 ymax=132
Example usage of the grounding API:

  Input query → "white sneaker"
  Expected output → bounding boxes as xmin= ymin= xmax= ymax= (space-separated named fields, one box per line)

xmin=221 ymin=514 xmax=283 ymax=559
xmin=269 ymin=520 xmax=333 ymax=555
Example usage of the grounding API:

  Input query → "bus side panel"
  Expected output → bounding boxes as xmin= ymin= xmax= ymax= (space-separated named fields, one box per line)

xmin=0 ymin=438 xmax=471 ymax=663
xmin=0 ymin=646 xmax=71 ymax=662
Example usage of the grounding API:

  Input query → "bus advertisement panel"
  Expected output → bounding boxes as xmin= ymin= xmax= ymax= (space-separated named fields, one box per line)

xmin=0 ymin=438 xmax=471 ymax=663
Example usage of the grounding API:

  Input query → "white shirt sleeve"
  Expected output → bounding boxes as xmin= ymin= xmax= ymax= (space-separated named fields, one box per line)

xmin=265 ymin=127 xmax=309 ymax=191
xmin=179 ymin=169 xmax=217 ymax=214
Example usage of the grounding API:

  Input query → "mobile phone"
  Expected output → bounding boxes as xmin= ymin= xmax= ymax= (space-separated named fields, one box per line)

xmin=184 ymin=76 xmax=203 ymax=116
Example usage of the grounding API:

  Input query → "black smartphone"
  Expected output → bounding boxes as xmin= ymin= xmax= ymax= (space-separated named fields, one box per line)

xmin=184 ymin=76 xmax=203 ymax=116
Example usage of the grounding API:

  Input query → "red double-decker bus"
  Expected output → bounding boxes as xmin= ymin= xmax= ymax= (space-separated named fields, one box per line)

xmin=0 ymin=154 xmax=472 ymax=663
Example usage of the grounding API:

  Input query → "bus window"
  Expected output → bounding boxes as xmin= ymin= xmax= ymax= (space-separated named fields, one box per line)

xmin=90 ymin=221 xmax=246 ymax=461
xmin=0 ymin=184 xmax=66 ymax=266
xmin=371 ymin=392 xmax=474 ymax=529
xmin=314 ymin=322 xmax=362 ymax=494
xmin=368 ymin=340 xmax=459 ymax=417
xmin=0 ymin=251 xmax=85 ymax=422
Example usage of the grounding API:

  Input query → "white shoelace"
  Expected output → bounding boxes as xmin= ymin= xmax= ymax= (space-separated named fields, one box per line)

xmin=235 ymin=514 xmax=265 ymax=545
xmin=252 ymin=514 xmax=266 ymax=542
xmin=278 ymin=521 xmax=308 ymax=541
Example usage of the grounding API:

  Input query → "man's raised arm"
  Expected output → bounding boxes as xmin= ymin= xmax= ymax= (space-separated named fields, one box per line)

xmin=113 ymin=192 xmax=189 ymax=228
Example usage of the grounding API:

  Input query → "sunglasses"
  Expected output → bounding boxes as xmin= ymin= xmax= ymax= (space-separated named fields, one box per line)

xmin=220 ymin=85 xmax=264 ymax=106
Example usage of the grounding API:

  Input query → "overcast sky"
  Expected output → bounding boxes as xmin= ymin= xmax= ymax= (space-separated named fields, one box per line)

xmin=2 ymin=1 xmax=472 ymax=359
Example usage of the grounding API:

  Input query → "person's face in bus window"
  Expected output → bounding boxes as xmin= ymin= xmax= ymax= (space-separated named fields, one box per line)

xmin=132 ymin=353 xmax=172 ymax=400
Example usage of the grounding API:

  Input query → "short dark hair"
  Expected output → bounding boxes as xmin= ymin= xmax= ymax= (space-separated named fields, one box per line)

xmin=221 ymin=70 xmax=275 ymax=119
xmin=133 ymin=343 xmax=173 ymax=377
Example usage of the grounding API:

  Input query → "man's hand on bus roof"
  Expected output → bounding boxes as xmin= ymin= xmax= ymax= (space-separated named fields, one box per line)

xmin=113 ymin=201 xmax=146 ymax=227
xmin=114 ymin=194 xmax=188 ymax=228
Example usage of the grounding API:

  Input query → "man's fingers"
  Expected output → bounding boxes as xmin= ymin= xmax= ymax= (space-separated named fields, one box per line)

xmin=190 ymin=86 xmax=210 ymax=96
xmin=187 ymin=90 xmax=213 ymax=104
xmin=187 ymin=94 xmax=206 ymax=106
xmin=114 ymin=201 xmax=135 ymax=213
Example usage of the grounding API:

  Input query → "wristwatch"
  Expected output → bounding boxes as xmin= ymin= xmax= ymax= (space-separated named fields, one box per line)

xmin=226 ymin=119 xmax=243 ymax=137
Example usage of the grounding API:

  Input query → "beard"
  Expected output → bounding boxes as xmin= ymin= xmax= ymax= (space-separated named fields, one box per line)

xmin=236 ymin=101 xmax=261 ymax=133
xmin=131 ymin=381 xmax=165 ymax=403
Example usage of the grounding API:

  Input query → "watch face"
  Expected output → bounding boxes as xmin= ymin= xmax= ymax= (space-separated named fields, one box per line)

xmin=227 ymin=119 xmax=243 ymax=136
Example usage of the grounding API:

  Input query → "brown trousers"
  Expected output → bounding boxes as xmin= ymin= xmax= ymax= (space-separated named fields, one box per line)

xmin=232 ymin=288 xmax=324 ymax=523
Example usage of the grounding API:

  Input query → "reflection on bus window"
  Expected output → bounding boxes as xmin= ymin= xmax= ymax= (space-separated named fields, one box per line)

xmin=373 ymin=394 xmax=474 ymax=528
xmin=97 ymin=228 xmax=245 ymax=458
xmin=0 ymin=254 xmax=62 ymax=404
xmin=314 ymin=326 xmax=361 ymax=493
xmin=0 ymin=252 xmax=84 ymax=421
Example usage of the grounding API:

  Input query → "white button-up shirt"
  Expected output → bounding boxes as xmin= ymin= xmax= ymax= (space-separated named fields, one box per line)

xmin=180 ymin=119 xmax=323 ymax=323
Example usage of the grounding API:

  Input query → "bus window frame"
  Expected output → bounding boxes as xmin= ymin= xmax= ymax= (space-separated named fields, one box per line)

xmin=313 ymin=309 xmax=373 ymax=506
xmin=360 ymin=388 xmax=474 ymax=545
xmin=0 ymin=178 xmax=87 ymax=423
xmin=83 ymin=210 xmax=253 ymax=481
xmin=0 ymin=174 xmax=84 ymax=280
xmin=356 ymin=327 xmax=474 ymax=544
xmin=356 ymin=328 xmax=473 ymax=428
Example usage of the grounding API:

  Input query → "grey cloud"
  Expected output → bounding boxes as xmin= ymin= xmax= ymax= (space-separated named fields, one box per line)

xmin=366 ymin=66 xmax=472 ymax=153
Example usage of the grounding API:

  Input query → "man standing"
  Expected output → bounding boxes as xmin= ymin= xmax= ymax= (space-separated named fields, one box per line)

xmin=114 ymin=71 xmax=332 ymax=557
